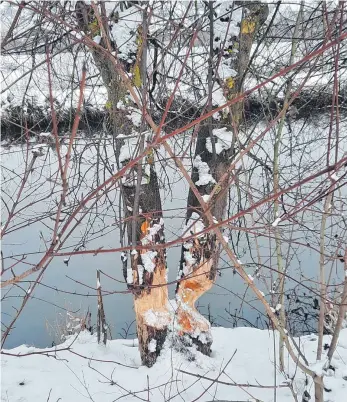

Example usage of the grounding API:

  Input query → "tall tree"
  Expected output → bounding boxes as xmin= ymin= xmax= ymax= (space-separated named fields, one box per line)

xmin=175 ymin=1 xmax=269 ymax=354
xmin=75 ymin=1 xmax=169 ymax=367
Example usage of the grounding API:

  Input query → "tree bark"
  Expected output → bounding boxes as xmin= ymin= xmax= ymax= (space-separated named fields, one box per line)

xmin=75 ymin=1 xmax=169 ymax=367
xmin=175 ymin=2 xmax=269 ymax=354
xmin=122 ymin=166 xmax=169 ymax=367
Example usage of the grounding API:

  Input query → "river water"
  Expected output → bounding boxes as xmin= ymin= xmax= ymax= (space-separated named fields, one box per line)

xmin=1 ymin=116 xmax=346 ymax=348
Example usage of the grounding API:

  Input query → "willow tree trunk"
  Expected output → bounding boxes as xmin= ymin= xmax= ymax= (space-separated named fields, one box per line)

xmin=176 ymin=1 xmax=269 ymax=354
xmin=75 ymin=1 xmax=169 ymax=367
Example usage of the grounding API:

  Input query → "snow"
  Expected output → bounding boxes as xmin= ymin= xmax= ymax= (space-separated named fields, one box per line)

xmin=144 ymin=309 xmax=170 ymax=329
xmin=183 ymin=212 xmax=205 ymax=238
xmin=119 ymin=136 xmax=138 ymax=163
xmin=1 ymin=52 xmax=108 ymax=113
xmin=331 ymin=173 xmax=339 ymax=181
xmin=96 ymin=279 xmax=100 ymax=289
xmin=31 ymin=143 xmax=48 ymax=154
xmin=3 ymin=328 xmax=347 ymax=402
xmin=148 ymin=220 xmax=164 ymax=238
xmin=141 ymin=219 xmax=164 ymax=245
xmin=93 ymin=35 xmax=101 ymax=45
xmin=148 ymin=339 xmax=157 ymax=353
xmin=272 ymin=217 xmax=282 ymax=227
xmin=183 ymin=242 xmax=192 ymax=250
xmin=200 ymin=86 xmax=227 ymax=108
xmin=206 ymin=127 xmax=233 ymax=154
xmin=193 ymin=155 xmax=216 ymax=186
xmin=126 ymin=268 xmax=133 ymax=284
xmin=1 ymin=2 xmax=341 ymax=126
xmin=140 ymin=250 xmax=157 ymax=273
xmin=214 ymin=2 xmax=242 ymax=39
xmin=202 ymin=194 xmax=210 ymax=202
xmin=183 ymin=251 xmax=196 ymax=267
xmin=127 ymin=107 xmax=143 ymax=127
xmin=310 ymin=359 xmax=327 ymax=377
xmin=137 ymin=265 xmax=144 ymax=285
xmin=247 ymin=274 xmax=254 ymax=282
xmin=118 ymin=132 xmax=153 ymax=187
xmin=183 ymin=250 xmax=196 ymax=275
xmin=172 ymin=297 xmax=211 ymax=341
xmin=109 ymin=5 xmax=141 ymax=62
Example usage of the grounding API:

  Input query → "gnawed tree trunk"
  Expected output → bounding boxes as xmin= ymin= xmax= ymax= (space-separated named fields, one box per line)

xmin=75 ymin=1 xmax=169 ymax=367
xmin=176 ymin=1 xmax=268 ymax=354
xmin=121 ymin=165 xmax=169 ymax=367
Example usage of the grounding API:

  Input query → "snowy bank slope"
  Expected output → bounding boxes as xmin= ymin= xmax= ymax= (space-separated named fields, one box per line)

xmin=2 ymin=327 xmax=347 ymax=402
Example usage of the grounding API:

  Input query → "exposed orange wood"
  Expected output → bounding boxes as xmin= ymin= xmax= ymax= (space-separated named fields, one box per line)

xmin=176 ymin=254 xmax=214 ymax=337
xmin=140 ymin=219 xmax=150 ymax=235
xmin=133 ymin=259 xmax=169 ymax=329
xmin=131 ymin=218 xmax=170 ymax=366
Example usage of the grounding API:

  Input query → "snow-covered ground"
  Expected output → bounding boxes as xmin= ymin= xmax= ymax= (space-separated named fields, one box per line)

xmin=2 ymin=327 xmax=347 ymax=402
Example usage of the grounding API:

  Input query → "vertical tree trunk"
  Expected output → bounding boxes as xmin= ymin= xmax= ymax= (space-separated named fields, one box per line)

xmin=175 ymin=2 xmax=268 ymax=354
xmin=122 ymin=167 xmax=169 ymax=367
xmin=75 ymin=1 xmax=169 ymax=367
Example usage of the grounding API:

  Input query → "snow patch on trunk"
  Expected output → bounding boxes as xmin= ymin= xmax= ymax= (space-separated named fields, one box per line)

xmin=148 ymin=339 xmax=157 ymax=353
xmin=126 ymin=268 xmax=133 ymax=284
xmin=144 ymin=309 xmax=171 ymax=329
xmin=193 ymin=156 xmax=216 ymax=186
xmin=272 ymin=217 xmax=281 ymax=227
xmin=183 ymin=212 xmax=205 ymax=238
xmin=140 ymin=251 xmax=157 ymax=273
xmin=206 ymin=127 xmax=233 ymax=154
